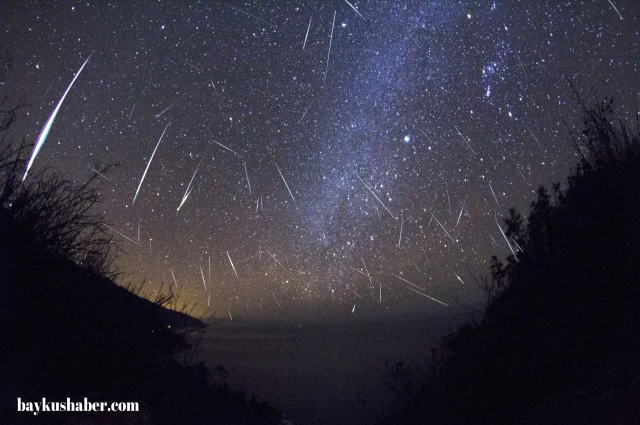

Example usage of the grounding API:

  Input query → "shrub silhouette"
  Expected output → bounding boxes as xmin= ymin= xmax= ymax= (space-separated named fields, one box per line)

xmin=0 ymin=104 xmax=282 ymax=425
xmin=381 ymin=93 xmax=640 ymax=425
xmin=1 ymin=140 xmax=119 ymax=279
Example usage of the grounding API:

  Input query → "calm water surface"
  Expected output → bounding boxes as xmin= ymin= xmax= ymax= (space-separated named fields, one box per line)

xmin=197 ymin=316 xmax=467 ymax=425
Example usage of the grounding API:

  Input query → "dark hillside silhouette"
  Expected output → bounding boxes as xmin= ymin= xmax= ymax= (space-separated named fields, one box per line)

xmin=0 ymin=105 xmax=282 ymax=425
xmin=381 ymin=93 xmax=640 ymax=425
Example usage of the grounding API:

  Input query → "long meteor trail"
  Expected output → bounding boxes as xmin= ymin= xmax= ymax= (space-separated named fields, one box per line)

xmin=350 ymin=267 xmax=370 ymax=279
xmin=298 ymin=96 xmax=316 ymax=123
xmin=495 ymin=210 xmax=518 ymax=260
xmin=404 ymin=286 xmax=449 ymax=307
xmin=430 ymin=211 xmax=456 ymax=244
xmin=266 ymin=249 xmax=286 ymax=270
xmin=133 ymin=122 xmax=170 ymax=204
xmin=607 ymin=0 xmax=623 ymax=20
xmin=489 ymin=182 xmax=500 ymax=207
xmin=200 ymin=266 xmax=207 ymax=291
xmin=275 ymin=163 xmax=296 ymax=205
xmin=170 ymin=270 xmax=178 ymax=288
xmin=226 ymin=251 xmax=239 ymax=279
xmin=526 ymin=126 xmax=543 ymax=150
xmin=155 ymin=101 xmax=177 ymax=119
xmin=362 ymin=258 xmax=373 ymax=284
xmin=213 ymin=140 xmax=244 ymax=158
xmin=303 ymin=15 xmax=312 ymax=50
xmin=392 ymin=273 xmax=425 ymax=292
xmin=456 ymin=195 xmax=469 ymax=227
xmin=177 ymin=158 xmax=203 ymax=212
xmin=104 ymin=224 xmax=144 ymax=248
xmin=88 ymin=166 xmax=110 ymax=180
xmin=23 ymin=54 xmax=92 ymax=181
xmin=343 ymin=0 xmax=365 ymax=20
xmin=323 ymin=11 xmax=336 ymax=84
xmin=244 ymin=162 xmax=252 ymax=194
xmin=224 ymin=4 xmax=276 ymax=28
xmin=355 ymin=173 xmax=397 ymax=220
xmin=454 ymin=126 xmax=476 ymax=155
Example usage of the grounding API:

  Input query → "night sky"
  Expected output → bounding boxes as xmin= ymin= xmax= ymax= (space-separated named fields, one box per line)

xmin=3 ymin=1 xmax=639 ymax=321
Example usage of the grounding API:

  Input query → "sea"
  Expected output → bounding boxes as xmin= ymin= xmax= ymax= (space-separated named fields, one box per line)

xmin=196 ymin=314 xmax=469 ymax=425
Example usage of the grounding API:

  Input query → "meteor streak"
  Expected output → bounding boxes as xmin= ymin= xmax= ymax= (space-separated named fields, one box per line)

xmin=23 ymin=54 xmax=92 ymax=181
xmin=213 ymin=140 xmax=244 ymax=158
xmin=275 ymin=163 xmax=296 ymax=205
xmin=43 ymin=80 xmax=54 ymax=99
xmin=488 ymin=232 xmax=499 ymax=246
xmin=350 ymin=266 xmax=370 ymax=279
xmin=244 ymin=162 xmax=252 ymax=194
xmin=454 ymin=126 xmax=476 ymax=155
xmin=266 ymin=249 xmax=286 ymax=270
xmin=88 ymin=166 xmax=110 ymax=180
xmin=526 ymin=126 xmax=543 ymax=150
xmin=293 ymin=80 xmax=311 ymax=94
xmin=303 ymin=15 xmax=312 ymax=50
xmin=355 ymin=173 xmax=397 ymax=220
xmin=155 ymin=101 xmax=177 ymax=119
xmin=510 ymin=236 xmax=524 ymax=252
xmin=489 ymin=181 xmax=500 ymax=207
xmin=495 ymin=210 xmax=518 ymax=259
xmin=104 ymin=224 xmax=144 ymax=248
xmin=392 ymin=273 xmax=424 ymax=292
xmin=607 ymin=0 xmax=623 ymax=20
xmin=209 ymin=77 xmax=219 ymax=95
xmin=515 ymin=50 xmax=530 ymax=82
xmin=323 ymin=11 xmax=336 ymax=84
xmin=298 ymin=96 xmax=316 ymax=123
xmin=224 ymin=4 xmax=276 ymax=28
xmin=446 ymin=265 xmax=465 ymax=285
xmin=362 ymin=258 xmax=372 ymax=284
xmin=416 ymin=127 xmax=435 ymax=144
xmin=186 ymin=62 xmax=203 ymax=73
xmin=200 ymin=266 xmax=207 ymax=290
xmin=456 ymin=195 xmax=469 ymax=227
xmin=429 ymin=211 xmax=456 ymax=244
xmin=514 ymin=162 xmax=530 ymax=185
xmin=177 ymin=159 xmax=203 ymax=212
xmin=272 ymin=291 xmax=281 ymax=308
xmin=343 ymin=0 xmax=365 ymax=20
xmin=133 ymin=122 xmax=170 ymax=204
xmin=445 ymin=178 xmax=451 ymax=216
xmin=226 ymin=251 xmax=239 ymax=279
xmin=404 ymin=286 xmax=449 ymax=307
xmin=170 ymin=270 xmax=178 ymax=288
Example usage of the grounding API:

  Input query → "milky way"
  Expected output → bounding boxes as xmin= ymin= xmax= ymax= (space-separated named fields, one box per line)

xmin=3 ymin=1 xmax=639 ymax=320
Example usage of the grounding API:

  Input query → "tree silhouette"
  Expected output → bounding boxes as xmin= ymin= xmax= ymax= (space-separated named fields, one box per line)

xmin=381 ymin=92 xmax=640 ymax=425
